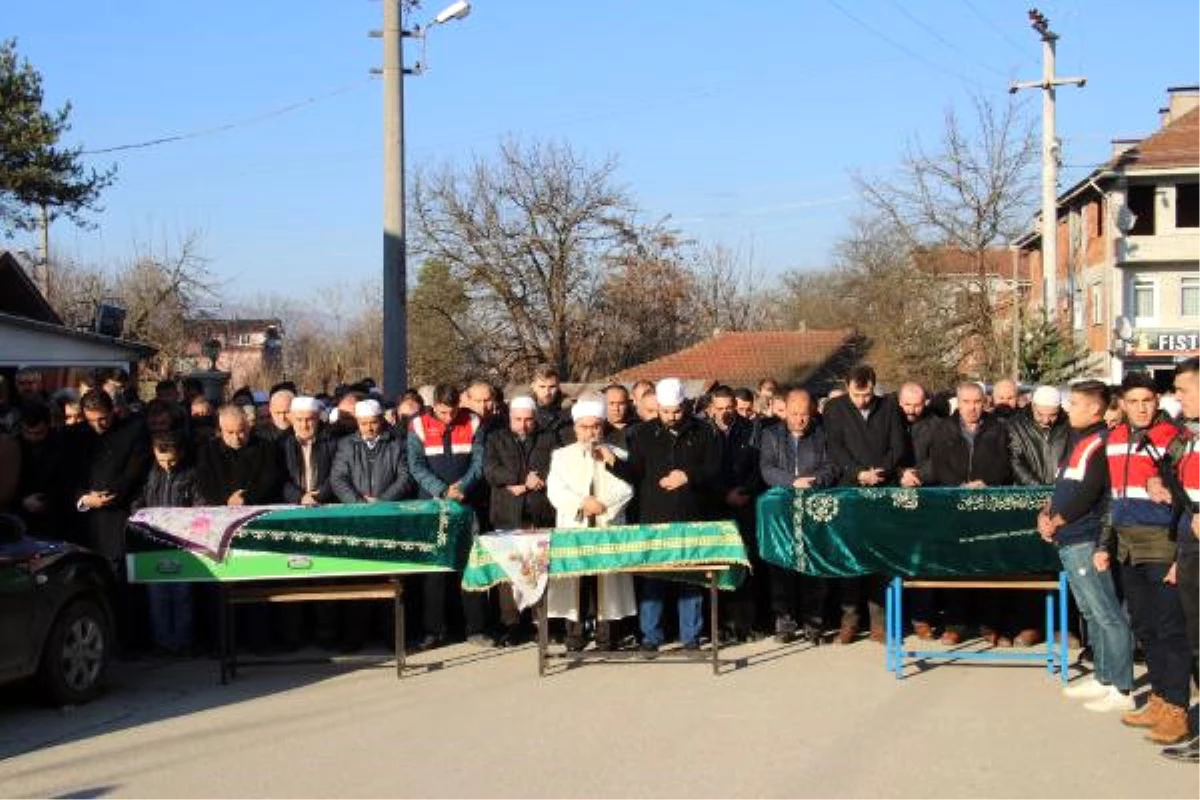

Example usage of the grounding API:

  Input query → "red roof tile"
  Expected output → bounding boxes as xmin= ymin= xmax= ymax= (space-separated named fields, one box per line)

xmin=611 ymin=328 xmax=858 ymax=387
xmin=1113 ymin=107 xmax=1199 ymax=170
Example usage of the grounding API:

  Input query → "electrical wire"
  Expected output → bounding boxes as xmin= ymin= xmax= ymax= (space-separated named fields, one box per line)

xmin=80 ymin=79 xmax=372 ymax=155
xmin=885 ymin=0 xmax=1010 ymax=80
xmin=823 ymin=0 xmax=982 ymax=88
xmin=961 ymin=0 xmax=1033 ymax=60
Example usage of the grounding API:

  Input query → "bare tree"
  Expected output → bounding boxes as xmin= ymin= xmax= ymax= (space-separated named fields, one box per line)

xmin=854 ymin=94 xmax=1036 ymax=376
xmin=687 ymin=243 xmax=775 ymax=334
xmin=44 ymin=231 xmax=218 ymax=379
xmin=412 ymin=138 xmax=672 ymax=380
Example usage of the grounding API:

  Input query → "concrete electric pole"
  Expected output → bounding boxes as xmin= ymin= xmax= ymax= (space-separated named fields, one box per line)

xmin=381 ymin=0 xmax=407 ymax=397
xmin=1010 ymin=8 xmax=1085 ymax=324
xmin=375 ymin=0 xmax=469 ymax=397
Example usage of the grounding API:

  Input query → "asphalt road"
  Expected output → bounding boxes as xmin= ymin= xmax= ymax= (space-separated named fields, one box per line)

xmin=0 ymin=637 xmax=1195 ymax=798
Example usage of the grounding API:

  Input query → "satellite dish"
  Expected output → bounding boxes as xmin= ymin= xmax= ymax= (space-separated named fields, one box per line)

xmin=1115 ymin=204 xmax=1136 ymax=235
xmin=1114 ymin=315 xmax=1133 ymax=341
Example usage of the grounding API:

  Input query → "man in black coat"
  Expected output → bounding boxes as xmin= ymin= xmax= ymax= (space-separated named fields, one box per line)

xmin=278 ymin=396 xmax=338 ymax=505
xmin=16 ymin=403 xmax=73 ymax=538
xmin=483 ymin=395 xmax=555 ymax=644
xmin=607 ymin=378 xmax=721 ymax=656
xmin=916 ymin=382 xmax=1013 ymax=489
xmin=913 ymin=381 xmax=1014 ymax=645
xmin=1007 ymin=385 xmax=1070 ymax=486
xmin=708 ymin=385 xmax=765 ymax=641
xmin=195 ymin=405 xmax=281 ymax=507
xmin=530 ymin=365 xmax=572 ymax=446
xmin=822 ymin=365 xmax=907 ymax=644
xmin=72 ymin=389 xmax=151 ymax=567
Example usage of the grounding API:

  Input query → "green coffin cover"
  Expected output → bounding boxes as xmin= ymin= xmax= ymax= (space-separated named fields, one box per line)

xmin=234 ymin=499 xmax=474 ymax=569
xmin=757 ymin=486 xmax=1059 ymax=578
xmin=127 ymin=548 xmax=446 ymax=583
xmin=463 ymin=521 xmax=750 ymax=591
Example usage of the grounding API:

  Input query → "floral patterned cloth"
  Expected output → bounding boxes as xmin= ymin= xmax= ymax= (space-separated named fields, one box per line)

xmin=128 ymin=505 xmax=286 ymax=560
xmin=472 ymin=531 xmax=552 ymax=610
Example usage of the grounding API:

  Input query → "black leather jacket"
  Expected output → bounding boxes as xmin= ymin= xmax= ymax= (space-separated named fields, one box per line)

xmin=1007 ymin=408 xmax=1070 ymax=486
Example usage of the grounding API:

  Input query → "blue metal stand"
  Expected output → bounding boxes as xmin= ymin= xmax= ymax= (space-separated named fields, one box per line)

xmin=885 ymin=573 xmax=1070 ymax=683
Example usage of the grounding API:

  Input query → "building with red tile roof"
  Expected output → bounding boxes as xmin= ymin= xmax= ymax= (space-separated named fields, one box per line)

xmin=610 ymin=327 xmax=865 ymax=393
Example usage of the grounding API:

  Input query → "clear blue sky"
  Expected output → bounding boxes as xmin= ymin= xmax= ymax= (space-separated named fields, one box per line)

xmin=6 ymin=0 xmax=1198 ymax=304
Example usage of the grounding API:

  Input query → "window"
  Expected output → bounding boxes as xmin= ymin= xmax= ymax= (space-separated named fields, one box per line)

xmin=236 ymin=333 xmax=252 ymax=346
xmin=1183 ymin=276 xmax=1200 ymax=317
xmin=1072 ymin=279 xmax=1084 ymax=331
xmin=1133 ymin=278 xmax=1157 ymax=323
xmin=1176 ymin=183 xmax=1199 ymax=228
xmin=1090 ymin=283 xmax=1103 ymax=326
xmin=1091 ymin=200 xmax=1104 ymax=239
xmin=1127 ymin=185 xmax=1157 ymax=236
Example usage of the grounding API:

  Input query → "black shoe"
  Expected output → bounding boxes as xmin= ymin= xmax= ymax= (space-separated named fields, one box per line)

xmin=496 ymin=625 xmax=523 ymax=647
xmin=565 ymin=636 xmax=586 ymax=653
xmin=803 ymin=625 xmax=823 ymax=646
xmin=416 ymin=634 xmax=444 ymax=652
xmin=1161 ymin=735 xmax=1199 ymax=763
xmin=681 ymin=641 xmax=703 ymax=658
xmin=774 ymin=613 xmax=799 ymax=644
xmin=639 ymin=643 xmax=659 ymax=660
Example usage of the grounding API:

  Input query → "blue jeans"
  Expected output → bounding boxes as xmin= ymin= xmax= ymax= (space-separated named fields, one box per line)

xmin=639 ymin=579 xmax=703 ymax=646
xmin=1058 ymin=543 xmax=1133 ymax=691
xmin=147 ymin=583 xmax=194 ymax=654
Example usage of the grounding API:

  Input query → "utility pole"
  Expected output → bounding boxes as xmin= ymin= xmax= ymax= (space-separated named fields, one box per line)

xmin=1010 ymin=9 xmax=1085 ymax=325
xmin=381 ymin=0 xmax=407 ymax=396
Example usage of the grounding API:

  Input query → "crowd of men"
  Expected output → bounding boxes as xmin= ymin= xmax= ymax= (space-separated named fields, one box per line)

xmin=0 ymin=358 xmax=1195 ymax=761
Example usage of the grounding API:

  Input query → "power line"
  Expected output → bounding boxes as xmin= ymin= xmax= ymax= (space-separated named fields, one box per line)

xmin=81 ymin=79 xmax=372 ymax=155
xmin=961 ymin=0 xmax=1032 ymax=60
xmin=823 ymin=0 xmax=981 ymax=88
xmin=885 ymin=0 xmax=1010 ymax=80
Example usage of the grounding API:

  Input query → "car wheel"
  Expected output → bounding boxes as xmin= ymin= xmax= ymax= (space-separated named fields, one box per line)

xmin=38 ymin=595 xmax=112 ymax=705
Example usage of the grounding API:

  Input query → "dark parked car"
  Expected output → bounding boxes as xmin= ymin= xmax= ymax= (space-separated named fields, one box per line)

xmin=0 ymin=514 xmax=116 ymax=704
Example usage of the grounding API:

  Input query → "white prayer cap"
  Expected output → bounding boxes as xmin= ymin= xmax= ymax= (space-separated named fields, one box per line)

xmin=655 ymin=378 xmax=686 ymax=408
xmin=510 ymin=395 xmax=536 ymax=412
xmin=571 ymin=399 xmax=605 ymax=421
xmin=354 ymin=399 xmax=383 ymax=419
xmin=1031 ymin=385 xmax=1061 ymax=409
xmin=251 ymin=389 xmax=269 ymax=405
xmin=290 ymin=396 xmax=322 ymax=414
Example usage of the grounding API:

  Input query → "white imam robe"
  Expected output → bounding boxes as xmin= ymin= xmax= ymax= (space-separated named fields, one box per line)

xmin=545 ymin=442 xmax=637 ymax=622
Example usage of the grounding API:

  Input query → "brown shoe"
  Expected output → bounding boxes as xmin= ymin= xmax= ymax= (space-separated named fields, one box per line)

xmin=1122 ymin=694 xmax=1165 ymax=728
xmin=835 ymin=623 xmax=858 ymax=645
xmin=1014 ymin=629 xmax=1043 ymax=647
xmin=868 ymin=624 xmax=885 ymax=644
xmin=979 ymin=626 xmax=1000 ymax=645
xmin=912 ymin=622 xmax=936 ymax=641
xmin=940 ymin=630 xmax=962 ymax=645
xmin=1146 ymin=703 xmax=1190 ymax=745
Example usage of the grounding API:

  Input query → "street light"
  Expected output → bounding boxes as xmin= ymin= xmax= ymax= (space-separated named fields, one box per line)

xmin=378 ymin=0 xmax=470 ymax=397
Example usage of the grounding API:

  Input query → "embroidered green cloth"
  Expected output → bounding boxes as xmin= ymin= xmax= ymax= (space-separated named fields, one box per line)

xmin=463 ymin=521 xmax=750 ymax=592
xmin=126 ymin=548 xmax=445 ymax=583
xmin=233 ymin=500 xmax=475 ymax=569
xmin=756 ymin=487 xmax=1059 ymax=578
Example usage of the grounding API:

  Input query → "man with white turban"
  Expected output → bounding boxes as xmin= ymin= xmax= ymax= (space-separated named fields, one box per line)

xmin=279 ymin=396 xmax=337 ymax=506
xmin=330 ymin=399 xmax=413 ymax=504
xmin=606 ymin=378 xmax=722 ymax=657
xmin=546 ymin=393 xmax=637 ymax=651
